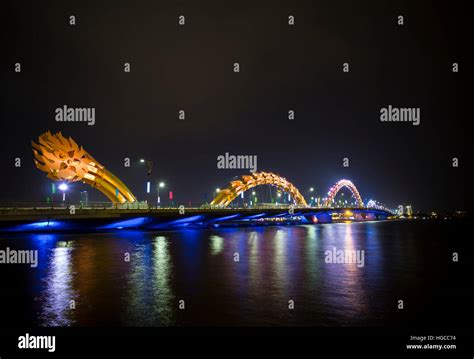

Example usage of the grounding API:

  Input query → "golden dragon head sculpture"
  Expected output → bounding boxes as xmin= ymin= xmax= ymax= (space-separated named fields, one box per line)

xmin=32 ymin=131 xmax=136 ymax=203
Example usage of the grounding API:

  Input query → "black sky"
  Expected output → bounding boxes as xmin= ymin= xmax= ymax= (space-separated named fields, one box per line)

xmin=1 ymin=0 xmax=471 ymax=211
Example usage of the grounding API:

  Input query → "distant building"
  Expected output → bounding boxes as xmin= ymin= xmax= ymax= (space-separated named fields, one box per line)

xmin=406 ymin=205 xmax=413 ymax=216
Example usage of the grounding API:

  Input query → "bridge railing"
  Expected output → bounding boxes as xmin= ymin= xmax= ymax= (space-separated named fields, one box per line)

xmin=0 ymin=201 xmax=149 ymax=210
xmin=0 ymin=202 xmax=309 ymax=211
xmin=0 ymin=201 xmax=397 ymax=215
xmin=0 ymin=201 xmax=233 ymax=211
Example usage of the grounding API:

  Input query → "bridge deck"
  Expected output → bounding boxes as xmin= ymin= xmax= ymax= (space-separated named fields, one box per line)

xmin=0 ymin=206 xmax=394 ymax=233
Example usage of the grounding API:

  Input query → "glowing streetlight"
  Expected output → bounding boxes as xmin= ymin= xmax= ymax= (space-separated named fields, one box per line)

xmin=139 ymin=158 xmax=153 ymax=175
xmin=58 ymin=183 xmax=68 ymax=191
xmin=58 ymin=183 xmax=68 ymax=202
xmin=157 ymin=182 xmax=165 ymax=206
xmin=139 ymin=158 xmax=153 ymax=204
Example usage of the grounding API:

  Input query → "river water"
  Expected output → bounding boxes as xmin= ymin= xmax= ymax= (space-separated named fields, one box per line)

xmin=0 ymin=220 xmax=470 ymax=327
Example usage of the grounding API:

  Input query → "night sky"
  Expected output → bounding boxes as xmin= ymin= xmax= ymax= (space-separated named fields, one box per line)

xmin=1 ymin=0 xmax=470 ymax=211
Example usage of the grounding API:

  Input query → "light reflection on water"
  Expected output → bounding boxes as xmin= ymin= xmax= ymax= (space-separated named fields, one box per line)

xmin=39 ymin=242 xmax=76 ymax=326
xmin=124 ymin=235 xmax=174 ymax=326
xmin=0 ymin=221 xmax=461 ymax=326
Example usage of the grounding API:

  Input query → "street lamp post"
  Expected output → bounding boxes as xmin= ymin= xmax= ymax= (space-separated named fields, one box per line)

xmin=309 ymin=187 xmax=315 ymax=206
xmin=140 ymin=158 xmax=153 ymax=205
xmin=140 ymin=159 xmax=153 ymax=176
xmin=157 ymin=182 xmax=165 ymax=207
xmin=58 ymin=183 xmax=68 ymax=204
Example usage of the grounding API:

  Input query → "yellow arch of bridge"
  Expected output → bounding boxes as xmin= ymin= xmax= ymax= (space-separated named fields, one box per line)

xmin=210 ymin=171 xmax=308 ymax=207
